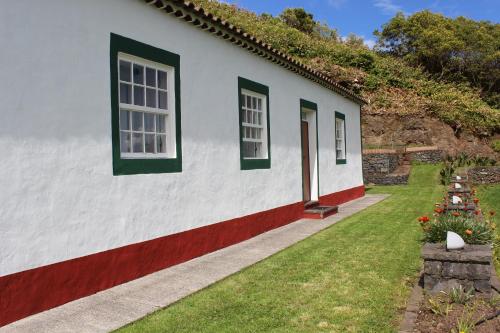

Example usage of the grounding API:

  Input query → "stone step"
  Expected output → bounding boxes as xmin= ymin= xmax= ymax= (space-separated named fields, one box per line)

xmin=303 ymin=205 xmax=338 ymax=219
xmin=304 ymin=200 xmax=319 ymax=209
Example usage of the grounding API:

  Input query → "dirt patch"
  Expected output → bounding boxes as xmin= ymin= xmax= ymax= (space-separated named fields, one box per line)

xmin=415 ymin=295 xmax=500 ymax=332
xmin=362 ymin=114 xmax=498 ymax=159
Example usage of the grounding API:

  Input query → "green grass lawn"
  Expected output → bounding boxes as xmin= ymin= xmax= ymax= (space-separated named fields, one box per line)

xmin=476 ymin=183 xmax=500 ymax=273
xmin=116 ymin=165 xmax=445 ymax=333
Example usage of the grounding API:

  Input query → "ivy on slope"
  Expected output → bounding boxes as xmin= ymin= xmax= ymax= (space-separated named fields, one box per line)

xmin=193 ymin=0 xmax=500 ymax=136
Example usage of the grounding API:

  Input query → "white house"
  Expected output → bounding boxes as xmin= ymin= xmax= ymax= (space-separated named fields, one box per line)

xmin=0 ymin=0 xmax=365 ymax=326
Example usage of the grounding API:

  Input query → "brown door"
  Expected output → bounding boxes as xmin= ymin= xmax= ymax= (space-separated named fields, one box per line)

xmin=301 ymin=121 xmax=311 ymax=202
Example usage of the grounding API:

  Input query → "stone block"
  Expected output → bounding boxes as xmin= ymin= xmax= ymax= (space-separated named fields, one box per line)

xmin=474 ymin=279 xmax=492 ymax=294
xmin=424 ymin=261 xmax=441 ymax=275
xmin=424 ymin=274 xmax=438 ymax=291
xmin=442 ymin=262 xmax=468 ymax=279
xmin=467 ymin=264 xmax=491 ymax=280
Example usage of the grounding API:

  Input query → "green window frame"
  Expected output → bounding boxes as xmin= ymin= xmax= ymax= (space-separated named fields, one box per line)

xmin=238 ymin=77 xmax=271 ymax=170
xmin=110 ymin=33 xmax=182 ymax=175
xmin=335 ymin=111 xmax=347 ymax=165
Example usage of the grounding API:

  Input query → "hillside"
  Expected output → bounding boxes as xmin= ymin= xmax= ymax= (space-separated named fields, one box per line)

xmin=192 ymin=0 xmax=500 ymax=157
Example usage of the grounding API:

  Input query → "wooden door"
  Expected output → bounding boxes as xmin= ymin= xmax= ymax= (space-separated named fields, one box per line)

xmin=301 ymin=121 xmax=311 ymax=202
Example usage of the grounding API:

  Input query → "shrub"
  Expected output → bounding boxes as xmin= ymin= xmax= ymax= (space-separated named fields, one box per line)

xmin=492 ymin=140 xmax=500 ymax=153
xmin=447 ymin=285 xmax=474 ymax=304
xmin=419 ymin=211 xmax=494 ymax=244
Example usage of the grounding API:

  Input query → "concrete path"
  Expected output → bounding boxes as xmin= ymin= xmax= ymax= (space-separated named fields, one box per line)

xmin=1 ymin=194 xmax=388 ymax=333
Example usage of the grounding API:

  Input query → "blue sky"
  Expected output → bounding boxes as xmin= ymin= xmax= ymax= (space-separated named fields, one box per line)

xmin=221 ymin=0 xmax=500 ymax=48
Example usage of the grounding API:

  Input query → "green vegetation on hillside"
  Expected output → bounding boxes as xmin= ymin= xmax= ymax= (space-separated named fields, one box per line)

xmin=193 ymin=1 xmax=499 ymax=136
xmin=375 ymin=11 xmax=500 ymax=108
xmin=116 ymin=165 xmax=443 ymax=332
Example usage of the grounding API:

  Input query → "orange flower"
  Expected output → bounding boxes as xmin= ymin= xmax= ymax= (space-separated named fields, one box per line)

xmin=452 ymin=212 xmax=461 ymax=217
xmin=434 ymin=208 xmax=444 ymax=214
xmin=473 ymin=198 xmax=479 ymax=204
xmin=465 ymin=229 xmax=473 ymax=235
xmin=418 ymin=216 xmax=430 ymax=223
xmin=490 ymin=211 xmax=496 ymax=216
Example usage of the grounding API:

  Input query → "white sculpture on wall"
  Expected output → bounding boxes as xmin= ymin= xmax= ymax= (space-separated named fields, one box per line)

xmin=452 ymin=195 xmax=462 ymax=205
xmin=447 ymin=231 xmax=465 ymax=250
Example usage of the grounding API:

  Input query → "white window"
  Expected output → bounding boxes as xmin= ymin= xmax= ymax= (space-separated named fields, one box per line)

xmin=241 ymin=89 xmax=268 ymax=159
xmin=335 ymin=117 xmax=345 ymax=160
xmin=118 ymin=54 xmax=176 ymax=159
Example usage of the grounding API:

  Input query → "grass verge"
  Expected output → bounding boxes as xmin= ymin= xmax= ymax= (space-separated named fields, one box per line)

xmin=116 ymin=164 xmax=443 ymax=333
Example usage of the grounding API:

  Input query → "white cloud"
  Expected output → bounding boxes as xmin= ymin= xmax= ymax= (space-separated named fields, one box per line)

xmin=328 ymin=0 xmax=347 ymax=9
xmin=364 ymin=39 xmax=376 ymax=49
xmin=373 ymin=0 xmax=405 ymax=15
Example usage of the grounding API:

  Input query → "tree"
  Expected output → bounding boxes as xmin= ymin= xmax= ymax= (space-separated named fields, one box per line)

xmin=374 ymin=10 xmax=500 ymax=107
xmin=279 ymin=8 xmax=316 ymax=34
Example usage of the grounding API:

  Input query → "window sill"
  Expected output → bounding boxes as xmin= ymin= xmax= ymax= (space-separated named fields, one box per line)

xmin=113 ymin=157 xmax=182 ymax=175
xmin=241 ymin=158 xmax=270 ymax=170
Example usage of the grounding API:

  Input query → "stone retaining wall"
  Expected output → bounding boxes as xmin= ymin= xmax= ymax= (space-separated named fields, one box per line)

xmin=467 ymin=166 xmax=500 ymax=184
xmin=364 ymin=172 xmax=409 ymax=185
xmin=422 ymin=243 xmax=492 ymax=294
xmin=406 ymin=147 xmax=444 ymax=164
xmin=362 ymin=152 xmax=399 ymax=176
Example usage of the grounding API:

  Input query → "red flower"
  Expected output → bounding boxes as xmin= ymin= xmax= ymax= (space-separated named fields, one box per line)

xmin=418 ymin=216 xmax=430 ymax=223
xmin=465 ymin=229 xmax=473 ymax=235
xmin=434 ymin=208 xmax=444 ymax=214
xmin=474 ymin=210 xmax=480 ymax=216
xmin=473 ymin=198 xmax=479 ymax=204
xmin=452 ymin=212 xmax=461 ymax=217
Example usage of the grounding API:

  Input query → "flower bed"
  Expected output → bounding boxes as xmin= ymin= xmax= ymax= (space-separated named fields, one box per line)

xmin=406 ymin=176 xmax=500 ymax=332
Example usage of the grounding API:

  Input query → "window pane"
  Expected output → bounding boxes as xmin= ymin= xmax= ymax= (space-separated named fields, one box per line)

xmin=134 ymin=85 xmax=145 ymax=106
xmin=119 ymin=61 xmax=131 ymax=82
xmin=158 ymin=90 xmax=168 ymax=110
xmin=146 ymin=67 xmax=156 ymax=87
xmin=133 ymin=64 xmax=144 ymax=84
xmin=158 ymin=71 xmax=167 ymax=90
xmin=144 ymin=113 xmax=155 ymax=132
xmin=245 ymin=127 xmax=251 ymax=138
xmin=253 ymin=112 xmax=258 ymax=124
xmin=120 ymin=132 xmax=131 ymax=153
xmin=252 ymin=128 xmax=257 ymax=139
xmin=242 ymin=141 xmax=255 ymax=158
xmin=257 ymin=98 xmax=262 ymax=110
xmin=132 ymin=111 xmax=143 ymax=131
xmin=157 ymin=134 xmax=166 ymax=153
xmin=145 ymin=134 xmax=155 ymax=153
xmin=258 ymin=113 xmax=262 ymax=125
xmin=241 ymin=96 xmax=246 ymax=107
xmin=120 ymin=110 xmax=130 ymax=130
xmin=242 ymin=142 xmax=263 ymax=158
xmin=146 ymin=88 xmax=156 ymax=108
xmin=120 ymin=83 xmax=132 ymax=104
xmin=246 ymin=110 xmax=252 ymax=124
xmin=252 ymin=97 xmax=257 ymax=109
xmin=246 ymin=95 xmax=252 ymax=109
xmin=257 ymin=129 xmax=262 ymax=139
xmin=156 ymin=115 xmax=166 ymax=133
xmin=132 ymin=133 xmax=144 ymax=153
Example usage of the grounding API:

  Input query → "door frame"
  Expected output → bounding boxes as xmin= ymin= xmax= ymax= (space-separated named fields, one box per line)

xmin=299 ymin=99 xmax=319 ymax=202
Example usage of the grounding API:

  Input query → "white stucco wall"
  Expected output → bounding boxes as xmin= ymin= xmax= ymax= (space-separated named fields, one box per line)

xmin=0 ymin=0 xmax=363 ymax=276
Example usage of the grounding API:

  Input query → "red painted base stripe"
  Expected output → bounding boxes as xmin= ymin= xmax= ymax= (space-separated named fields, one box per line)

xmin=0 ymin=185 xmax=364 ymax=327
xmin=320 ymin=185 xmax=365 ymax=206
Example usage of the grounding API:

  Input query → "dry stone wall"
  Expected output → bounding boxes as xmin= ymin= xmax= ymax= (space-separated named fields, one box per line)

xmin=422 ymin=243 xmax=492 ymax=294
xmin=467 ymin=166 xmax=500 ymax=184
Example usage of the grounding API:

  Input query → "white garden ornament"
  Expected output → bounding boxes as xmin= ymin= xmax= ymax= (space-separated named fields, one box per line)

xmin=452 ymin=195 xmax=462 ymax=205
xmin=454 ymin=183 xmax=462 ymax=189
xmin=446 ymin=231 xmax=465 ymax=250
xmin=456 ymin=175 xmax=461 ymax=180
